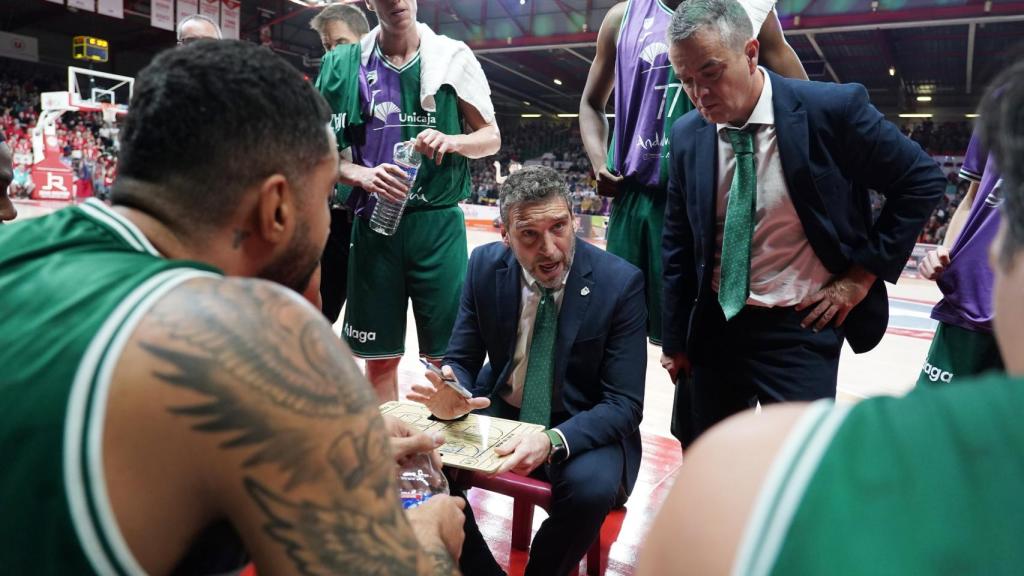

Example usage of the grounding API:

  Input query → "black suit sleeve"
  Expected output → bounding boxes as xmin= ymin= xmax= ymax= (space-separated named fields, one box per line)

xmin=661 ymin=123 xmax=698 ymax=355
xmin=443 ymin=248 xmax=487 ymax=395
xmin=557 ymin=269 xmax=647 ymax=456
xmin=837 ymin=84 xmax=945 ymax=283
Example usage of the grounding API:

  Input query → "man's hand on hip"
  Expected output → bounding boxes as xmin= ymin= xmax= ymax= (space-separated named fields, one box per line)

xmin=492 ymin=431 xmax=552 ymax=476
xmin=796 ymin=265 xmax=877 ymax=332
xmin=408 ymin=365 xmax=490 ymax=420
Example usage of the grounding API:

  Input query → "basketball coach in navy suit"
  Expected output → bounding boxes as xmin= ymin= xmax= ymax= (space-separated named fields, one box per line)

xmin=660 ymin=0 xmax=945 ymax=447
xmin=409 ymin=166 xmax=647 ymax=576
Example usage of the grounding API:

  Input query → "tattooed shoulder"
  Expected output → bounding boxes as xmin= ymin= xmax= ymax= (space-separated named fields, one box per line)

xmin=133 ymin=277 xmax=431 ymax=575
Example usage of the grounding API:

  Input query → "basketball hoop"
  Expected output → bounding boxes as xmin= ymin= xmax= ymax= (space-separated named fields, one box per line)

xmin=100 ymin=103 xmax=118 ymax=125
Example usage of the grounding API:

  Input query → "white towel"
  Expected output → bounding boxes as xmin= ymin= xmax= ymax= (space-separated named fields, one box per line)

xmin=360 ymin=22 xmax=496 ymax=125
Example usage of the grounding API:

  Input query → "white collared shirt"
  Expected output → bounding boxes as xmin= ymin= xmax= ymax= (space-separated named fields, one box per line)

xmin=503 ymin=268 xmax=565 ymax=408
xmin=713 ymin=68 xmax=832 ymax=307
xmin=502 ymin=266 xmax=572 ymax=457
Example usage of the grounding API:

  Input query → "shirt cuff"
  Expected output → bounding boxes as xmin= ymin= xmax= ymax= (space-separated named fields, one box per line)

xmin=551 ymin=427 xmax=570 ymax=459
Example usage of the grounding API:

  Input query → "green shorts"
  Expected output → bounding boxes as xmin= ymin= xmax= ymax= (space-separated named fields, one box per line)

xmin=606 ymin=181 xmax=665 ymax=344
xmin=343 ymin=206 xmax=468 ymax=359
xmin=917 ymin=322 xmax=1004 ymax=386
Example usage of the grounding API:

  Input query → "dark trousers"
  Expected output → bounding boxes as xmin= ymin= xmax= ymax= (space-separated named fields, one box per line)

xmin=319 ymin=206 xmax=353 ymax=323
xmin=455 ymin=399 xmax=625 ymax=576
xmin=672 ymin=303 xmax=845 ymax=449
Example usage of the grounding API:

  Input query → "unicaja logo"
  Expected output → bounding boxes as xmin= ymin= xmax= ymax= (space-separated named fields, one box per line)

xmin=374 ymin=101 xmax=400 ymax=123
xmin=640 ymin=43 xmax=668 ymax=66
xmin=372 ymin=101 xmax=437 ymax=130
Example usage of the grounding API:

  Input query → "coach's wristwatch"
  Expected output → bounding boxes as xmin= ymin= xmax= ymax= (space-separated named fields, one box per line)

xmin=544 ymin=429 xmax=568 ymax=464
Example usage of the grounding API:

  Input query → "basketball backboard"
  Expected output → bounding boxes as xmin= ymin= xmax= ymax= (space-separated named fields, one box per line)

xmin=67 ymin=66 xmax=133 ymax=115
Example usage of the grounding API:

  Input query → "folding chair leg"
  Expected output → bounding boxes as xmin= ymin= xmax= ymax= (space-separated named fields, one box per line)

xmin=511 ymin=499 xmax=535 ymax=551
xmin=586 ymin=538 xmax=605 ymax=576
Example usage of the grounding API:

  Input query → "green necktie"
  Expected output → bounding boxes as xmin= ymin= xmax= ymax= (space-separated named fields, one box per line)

xmin=520 ymin=287 xmax=557 ymax=427
xmin=719 ymin=128 xmax=757 ymax=321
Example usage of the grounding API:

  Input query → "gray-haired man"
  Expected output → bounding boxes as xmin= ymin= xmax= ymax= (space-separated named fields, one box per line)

xmin=310 ymin=2 xmax=370 ymax=322
xmin=640 ymin=58 xmax=1024 ymax=576
xmin=176 ymin=14 xmax=221 ymax=45
xmin=661 ymin=0 xmax=944 ymax=447
xmin=310 ymin=2 xmax=370 ymax=52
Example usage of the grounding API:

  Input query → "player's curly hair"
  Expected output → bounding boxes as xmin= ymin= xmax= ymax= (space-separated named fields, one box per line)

xmin=498 ymin=165 xmax=571 ymax=228
xmin=113 ymin=40 xmax=332 ymax=230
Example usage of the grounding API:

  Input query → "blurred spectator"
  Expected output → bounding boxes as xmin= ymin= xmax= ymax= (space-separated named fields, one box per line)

xmin=0 ymin=61 xmax=973 ymax=233
xmin=466 ymin=118 xmax=609 ymax=215
xmin=9 ymin=163 xmax=34 ymax=198
xmin=0 ymin=63 xmax=120 ymax=201
xmin=901 ymin=120 xmax=971 ymax=156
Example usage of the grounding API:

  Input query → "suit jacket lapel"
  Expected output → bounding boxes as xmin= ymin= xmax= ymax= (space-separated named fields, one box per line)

xmin=772 ymin=77 xmax=813 ymax=205
xmin=695 ymin=122 xmax=718 ymax=249
xmin=554 ymin=243 xmax=593 ymax=395
xmin=495 ymin=248 xmax=521 ymax=385
xmin=771 ymin=72 xmax=842 ymax=267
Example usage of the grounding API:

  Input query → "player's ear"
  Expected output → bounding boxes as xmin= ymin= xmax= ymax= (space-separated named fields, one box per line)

xmin=745 ymin=38 xmax=760 ymax=71
xmin=254 ymin=174 xmax=291 ymax=245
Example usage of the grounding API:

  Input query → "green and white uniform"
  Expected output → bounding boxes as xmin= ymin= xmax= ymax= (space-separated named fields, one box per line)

xmin=735 ymin=373 xmax=1024 ymax=575
xmin=318 ymin=43 xmax=472 ymax=359
xmin=0 ymin=199 xmax=220 ymax=574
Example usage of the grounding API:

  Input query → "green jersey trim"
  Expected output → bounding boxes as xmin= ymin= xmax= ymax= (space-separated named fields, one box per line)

xmin=79 ymin=199 xmax=162 ymax=257
xmin=732 ymin=400 xmax=851 ymax=576
xmin=656 ymin=0 xmax=675 ymax=15
xmin=64 ymin=269 xmax=222 ymax=576
xmin=617 ymin=0 xmax=635 ymax=44
xmin=374 ymin=43 xmax=422 ymax=74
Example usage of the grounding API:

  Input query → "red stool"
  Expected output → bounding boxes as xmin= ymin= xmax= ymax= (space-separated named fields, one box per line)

xmin=455 ymin=470 xmax=626 ymax=576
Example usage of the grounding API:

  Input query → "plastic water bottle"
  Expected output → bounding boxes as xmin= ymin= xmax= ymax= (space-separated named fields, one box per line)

xmin=370 ymin=140 xmax=420 ymax=236
xmin=397 ymin=453 xmax=449 ymax=509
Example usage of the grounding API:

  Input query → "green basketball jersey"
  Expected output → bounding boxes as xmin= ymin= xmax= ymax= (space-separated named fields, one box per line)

xmin=735 ymin=374 xmax=1024 ymax=575
xmin=0 ymin=199 xmax=220 ymax=574
xmin=316 ymin=43 xmax=471 ymax=214
xmin=316 ymin=44 xmax=365 ymax=155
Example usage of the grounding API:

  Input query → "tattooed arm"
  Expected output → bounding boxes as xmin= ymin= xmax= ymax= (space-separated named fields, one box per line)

xmin=103 ymin=277 xmax=463 ymax=575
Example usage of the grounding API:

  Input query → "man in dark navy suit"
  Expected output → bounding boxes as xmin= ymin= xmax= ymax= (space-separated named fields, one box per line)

xmin=661 ymin=0 xmax=945 ymax=448
xmin=409 ymin=165 xmax=647 ymax=576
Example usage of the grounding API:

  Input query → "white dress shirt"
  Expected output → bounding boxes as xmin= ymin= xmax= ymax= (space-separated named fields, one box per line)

xmin=503 ymin=269 xmax=565 ymax=408
xmin=501 ymin=265 xmax=572 ymax=456
xmin=712 ymin=68 xmax=833 ymax=308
